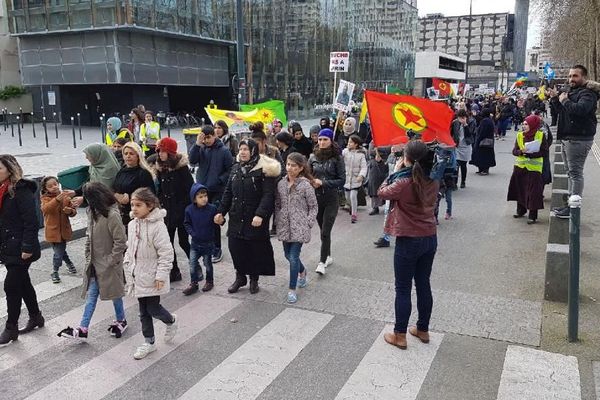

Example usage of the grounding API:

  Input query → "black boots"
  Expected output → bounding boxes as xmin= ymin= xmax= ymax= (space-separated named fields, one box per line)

xmin=249 ymin=278 xmax=260 ymax=294
xmin=0 ymin=323 xmax=18 ymax=347
xmin=19 ymin=312 xmax=45 ymax=334
xmin=228 ymin=273 xmax=248 ymax=293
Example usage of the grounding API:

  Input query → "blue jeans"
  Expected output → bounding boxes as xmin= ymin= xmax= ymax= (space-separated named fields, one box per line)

xmin=52 ymin=241 xmax=73 ymax=271
xmin=80 ymin=278 xmax=125 ymax=328
xmin=393 ymin=236 xmax=437 ymax=333
xmin=190 ymin=242 xmax=214 ymax=283
xmin=283 ymin=242 xmax=305 ymax=290
xmin=445 ymin=188 xmax=453 ymax=215
xmin=498 ymin=118 xmax=510 ymax=137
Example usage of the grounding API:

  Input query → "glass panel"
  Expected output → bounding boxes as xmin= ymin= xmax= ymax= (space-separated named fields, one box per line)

xmin=132 ymin=0 xmax=154 ymax=28
xmin=69 ymin=1 xmax=93 ymax=29
xmin=156 ymin=0 xmax=177 ymax=31
xmin=92 ymin=0 xmax=118 ymax=27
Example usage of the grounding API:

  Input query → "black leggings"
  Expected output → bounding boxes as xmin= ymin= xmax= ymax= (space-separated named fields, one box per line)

xmin=4 ymin=263 xmax=40 ymax=325
xmin=457 ymin=160 xmax=468 ymax=184
xmin=167 ymin=222 xmax=190 ymax=272
xmin=316 ymin=191 xmax=339 ymax=263
xmin=138 ymin=295 xmax=173 ymax=341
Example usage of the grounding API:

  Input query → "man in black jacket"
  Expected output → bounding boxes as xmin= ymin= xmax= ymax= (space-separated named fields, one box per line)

xmin=549 ymin=64 xmax=598 ymax=218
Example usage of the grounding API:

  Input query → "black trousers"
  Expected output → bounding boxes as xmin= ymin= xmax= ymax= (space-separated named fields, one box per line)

xmin=208 ymin=191 xmax=223 ymax=251
xmin=517 ymin=203 xmax=538 ymax=220
xmin=457 ymin=160 xmax=468 ymax=184
xmin=4 ymin=264 xmax=40 ymax=325
xmin=316 ymin=190 xmax=339 ymax=263
xmin=138 ymin=296 xmax=173 ymax=341
xmin=167 ymin=222 xmax=190 ymax=273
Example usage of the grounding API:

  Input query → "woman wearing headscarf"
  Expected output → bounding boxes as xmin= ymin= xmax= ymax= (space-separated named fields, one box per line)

xmin=507 ymin=114 xmax=548 ymax=224
xmin=334 ymin=117 xmax=358 ymax=150
xmin=0 ymin=155 xmax=43 ymax=346
xmin=105 ymin=117 xmax=133 ymax=146
xmin=215 ymin=139 xmax=281 ymax=294
xmin=71 ymin=143 xmax=122 ymax=208
xmin=112 ymin=142 xmax=156 ymax=226
xmin=469 ymin=108 xmax=496 ymax=175
xmin=319 ymin=117 xmax=331 ymax=131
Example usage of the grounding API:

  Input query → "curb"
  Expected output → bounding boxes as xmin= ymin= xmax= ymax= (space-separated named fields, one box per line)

xmin=39 ymin=227 xmax=87 ymax=251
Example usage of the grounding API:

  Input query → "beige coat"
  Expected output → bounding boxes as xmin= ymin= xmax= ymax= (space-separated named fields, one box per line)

xmin=124 ymin=208 xmax=174 ymax=298
xmin=83 ymin=205 xmax=127 ymax=300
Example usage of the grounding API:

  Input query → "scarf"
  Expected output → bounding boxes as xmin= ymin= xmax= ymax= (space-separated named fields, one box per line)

xmin=387 ymin=166 xmax=413 ymax=184
xmin=239 ymin=138 xmax=260 ymax=174
xmin=0 ymin=180 xmax=9 ymax=211
xmin=83 ymin=143 xmax=121 ymax=188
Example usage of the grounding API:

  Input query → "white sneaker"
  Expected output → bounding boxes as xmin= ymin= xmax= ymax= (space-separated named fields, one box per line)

xmin=164 ymin=314 xmax=178 ymax=343
xmin=325 ymin=256 xmax=333 ymax=267
xmin=315 ymin=262 xmax=326 ymax=275
xmin=133 ymin=342 xmax=156 ymax=360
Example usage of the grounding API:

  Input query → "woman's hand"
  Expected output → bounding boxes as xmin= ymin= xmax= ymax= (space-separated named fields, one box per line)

xmin=356 ymin=175 xmax=364 ymax=183
xmin=115 ymin=193 xmax=129 ymax=205
xmin=71 ymin=196 xmax=84 ymax=208
xmin=214 ymin=213 xmax=225 ymax=225
xmin=251 ymin=216 xmax=263 ymax=227
xmin=394 ymin=158 xmax=405 ymax=172
xmin=21 ymin=252 xmax=32 ymax=260
xmin=312 ymin=179 xmax=323 ymax=188
xmin=154 ymin=280 xmax=164 ymax=290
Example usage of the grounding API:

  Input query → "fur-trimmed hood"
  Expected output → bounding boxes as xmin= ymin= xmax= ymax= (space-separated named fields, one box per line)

xmin=586 ymin=80 xmax=600 ymax=94
xmin=154 ymin=153 xmax=189 ymax=173
xmin=129 ymin=207 xmax=167 ymax=222
xmin=235 ymin=154 xmax=281 ymax=177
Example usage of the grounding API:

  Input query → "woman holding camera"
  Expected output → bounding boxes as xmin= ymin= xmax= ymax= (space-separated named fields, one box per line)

xmin=377 ymin=140 xmax=439 ymax=350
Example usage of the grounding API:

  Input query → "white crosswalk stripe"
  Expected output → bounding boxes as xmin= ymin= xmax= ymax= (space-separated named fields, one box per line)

xmin=335 ymin=326 xmax=443 ymax=400
xmin=178 ymin=308 xmax=333 ymax=400
xmin=0 ymin=292 xmax=585 ymax=400
xmin=24 ymin=295 xmax=241 ymax=400
xmin=496 ymin=345 xmax=581 ymax=400
xmin=0 ymin=274 xmax=81 ymax=319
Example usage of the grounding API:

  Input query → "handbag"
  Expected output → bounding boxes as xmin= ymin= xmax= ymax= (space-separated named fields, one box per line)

xmin=479 ymin=138 xmax=494 ymax=148
xmin=357 ymin=186 xmax=367 ymax=207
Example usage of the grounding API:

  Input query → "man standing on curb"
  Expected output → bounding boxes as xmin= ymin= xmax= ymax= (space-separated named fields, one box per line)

xmin=549 ymin=65 xmax=598 ymax=219
xmin=189 ymin=125 xmax=234 ymax=262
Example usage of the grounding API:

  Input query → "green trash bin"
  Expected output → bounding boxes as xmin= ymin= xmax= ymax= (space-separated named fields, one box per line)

xmin=57 ymin=165 xmax=89 ymax=191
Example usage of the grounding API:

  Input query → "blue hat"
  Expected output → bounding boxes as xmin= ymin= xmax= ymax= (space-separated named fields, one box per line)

xmin=318 ymin=128 xmax=334 ymax=141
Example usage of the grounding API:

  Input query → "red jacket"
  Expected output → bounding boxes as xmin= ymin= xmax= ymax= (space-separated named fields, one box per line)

xmin=378 ymin=177 xmax=439 ymax=237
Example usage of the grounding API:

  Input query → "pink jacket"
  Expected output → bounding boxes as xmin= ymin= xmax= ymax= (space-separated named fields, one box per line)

xmin=274 ymin=177 xmax=318 ymax=243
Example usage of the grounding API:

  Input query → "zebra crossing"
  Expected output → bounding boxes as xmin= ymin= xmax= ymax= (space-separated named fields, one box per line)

xmin=0 ymin=289 xmax=586 ymax=400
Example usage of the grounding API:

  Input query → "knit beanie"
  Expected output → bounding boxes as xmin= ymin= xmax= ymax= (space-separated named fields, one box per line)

xmin=156 ymin=137 xmax=178 ymax=155
xmin=318 ymin=128 xmax=334 ymax=141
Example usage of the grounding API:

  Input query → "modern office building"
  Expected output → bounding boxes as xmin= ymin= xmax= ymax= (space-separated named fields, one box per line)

xmin=7 ymin=0 xmax=418 ymax=124
xmin=413 ymin=51 xmax=466 ymax=97
xmin=418 ymin=7 xmax=528 ymax=89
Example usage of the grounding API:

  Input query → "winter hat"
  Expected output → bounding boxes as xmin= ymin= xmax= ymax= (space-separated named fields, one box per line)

xmin=156 ymin=137 xmax=178 ymax=155
xmin=275 ymin=131 xmax=294 ymax=146
xmin=524 ymin=114 xmax=541 ymax=134
xmin=309 ymin=125 xmax=321 ymax=135
xmin=289 ymin=122 xmax=302 ymax=134
xmin=318 ymin=128 xmax=334 ymax=141
xmin=107 ymin=117 xmax=122 ymax=132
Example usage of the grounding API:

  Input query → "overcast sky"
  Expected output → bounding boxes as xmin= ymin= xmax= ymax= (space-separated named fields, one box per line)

xmin=417 ymin=0 xmax=540 ymax=47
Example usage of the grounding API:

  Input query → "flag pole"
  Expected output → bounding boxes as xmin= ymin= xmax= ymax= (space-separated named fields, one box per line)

xmin=333 ymin=72 xmax=338 ymax=110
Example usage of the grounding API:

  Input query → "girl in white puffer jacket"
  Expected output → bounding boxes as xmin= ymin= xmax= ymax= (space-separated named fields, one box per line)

xmin=124 ymin=187 xmax=176 ymax=360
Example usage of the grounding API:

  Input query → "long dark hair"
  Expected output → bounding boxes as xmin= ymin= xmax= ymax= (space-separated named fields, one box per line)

xmin=0 ymin=154 xmax=24 ymax=197
xmin=314 ymin=140 xmax=341 ymax=161
xmin=286 ymin=152 xmax=314 ymax=181
xmin=404 ymin=141 xmax=431 ymax=206
xmin=83 ymin=181 xmax=117 ymax=221
xmin=214 ymin=120 xmax=229 ymax=135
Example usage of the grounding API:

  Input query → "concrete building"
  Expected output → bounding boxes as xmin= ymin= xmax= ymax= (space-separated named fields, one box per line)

xmin=418 ymin=8 xmax=528 ymax=89
xmin=526 ymin=39 xmax=570 ymax=82
xmin=413 ymin=51 xmax=466 ymax=97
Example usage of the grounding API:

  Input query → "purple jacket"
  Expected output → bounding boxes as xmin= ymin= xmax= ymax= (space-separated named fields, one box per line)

xmin=274 ymin=176 xmax=318 ymax=243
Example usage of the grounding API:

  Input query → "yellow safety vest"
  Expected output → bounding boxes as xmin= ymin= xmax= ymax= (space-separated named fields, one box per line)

xmin=105 ymin=129 xmax=133 ymax=146
xmin=140 ymin=121 xmax=161 ymax=151
xmin=515 ymin=130 xmax=544 ymax=173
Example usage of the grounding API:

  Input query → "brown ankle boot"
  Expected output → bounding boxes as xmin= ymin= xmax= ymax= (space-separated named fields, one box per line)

xmin=383 ymin=331 xmax=407 ymax=349
xmin=408 ymin=326 xmax=430 ymax=343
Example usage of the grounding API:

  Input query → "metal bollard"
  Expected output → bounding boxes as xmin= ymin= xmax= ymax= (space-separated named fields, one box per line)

xmin=43 ymin=116 xmax=49 ymax=148
xmin=9 ymin=112 xmax=14 ymax=137
xmin=186 ymin=113 xmax=190 ymax=128
xmin=77 ymin=113 xmax=82 ymax=140
xmin=100 ymin=116 xmax=105 ymax=143
xmin=3 ymin=108 xmax=6 ymax=132
xmin=568 ymin=195 xmax=582 ymax=342
xmin=167 ymin=124 xmax=171 ymax=138
xmin=19 ymin=107 xmax=23 ymax=128
xmin=17 ymin=116 xmax=22 ymax=146
xmin=71 ymin=117 xmax=76 ymax=148
xmin=31 ymin=112 xmax=36 ymax=138
xmin=53 ymin=112 xmax=58 ymax=139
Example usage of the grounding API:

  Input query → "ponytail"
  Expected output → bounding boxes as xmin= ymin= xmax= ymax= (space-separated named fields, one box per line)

xmin=403 ymin=140 xmax=431 ymax=207
xmin=411 ymin=160 xmax=426 ymax=206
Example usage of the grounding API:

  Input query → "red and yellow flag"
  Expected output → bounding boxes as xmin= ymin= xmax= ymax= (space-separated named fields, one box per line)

xmin=432 ymin=78 xmax=453 ymax=97
xmin=364 ymin=90 xmax=455 ymax=147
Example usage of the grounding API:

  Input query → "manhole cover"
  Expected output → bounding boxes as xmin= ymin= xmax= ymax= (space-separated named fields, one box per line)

xmin=14 ymin=153 xmax=52 ymax=158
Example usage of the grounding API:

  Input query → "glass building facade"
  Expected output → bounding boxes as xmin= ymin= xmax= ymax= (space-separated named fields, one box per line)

xmin=9 ymin=0 xmax=418 ymax=120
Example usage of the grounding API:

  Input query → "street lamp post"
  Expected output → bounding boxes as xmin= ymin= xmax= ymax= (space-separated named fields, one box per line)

xmin=465 ymin=0 xmax=473 ymax=86
xmin=235 ymin=0 xmax=246 ymax=107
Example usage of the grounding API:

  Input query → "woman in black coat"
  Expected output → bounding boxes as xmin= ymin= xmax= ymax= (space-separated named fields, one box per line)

xmin=112 ymin=142 xmax=156 ymax=226
xmin=470 ymin=108 xmax=497 ymax=175
xmin=215 ymin=139 xmax=281 ymax=294
xmin=0 ymin=155 xmax=44 ymax=346
xmin=155 ymin=138 xmax=194 ymax=282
